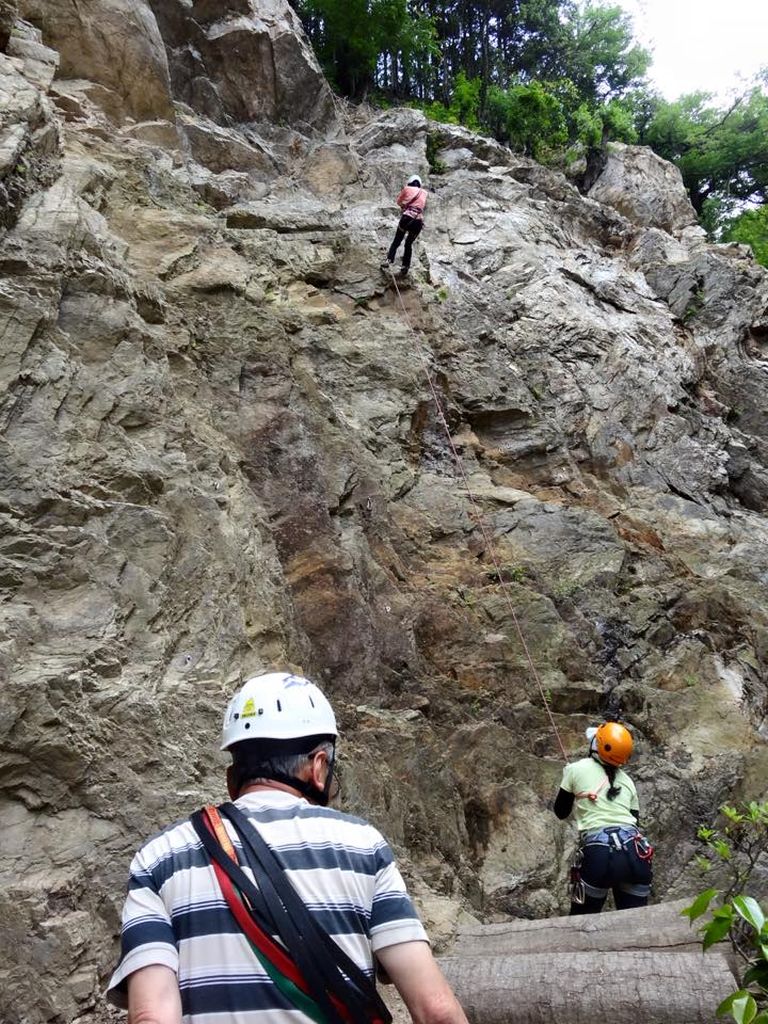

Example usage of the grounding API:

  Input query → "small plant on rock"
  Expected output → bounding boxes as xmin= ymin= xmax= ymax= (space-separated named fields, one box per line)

xmin=484 ymin=564 xmax=527 ymax=584
xmin=683 ymin=802 xmax=768 ymax=1024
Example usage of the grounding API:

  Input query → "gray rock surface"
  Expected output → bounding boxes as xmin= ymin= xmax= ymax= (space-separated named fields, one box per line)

xmin=0 ymin=0 xmax=16 ymax=50
xmin=588 ymin=142 xmax=699 ymax=235
xmin=19 ymin=0 xmax=174 ymax=121
xmin=147 ymin=0 xmax=338 ymax=130
xmin=1 ymin=4 xmax=767 ymax=1022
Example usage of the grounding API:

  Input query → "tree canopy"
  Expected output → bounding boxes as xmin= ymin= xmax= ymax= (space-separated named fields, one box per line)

xmin=638 ymin=81 xmax=768 ymax=215
xmin=295 ymin=0 xmax=648 ymax=104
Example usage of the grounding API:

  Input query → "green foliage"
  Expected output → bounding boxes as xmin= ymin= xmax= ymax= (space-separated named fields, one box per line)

xmin=685 ymin=802 xmax=768 ymax=1024
xmin=419 ymin=73 xmax=482 ymax=131
xmin=638 ymin=79 xmax=768 ymax=215
xmin=425 ymin=134 xmax=448 ymax=175
xmin=484 ymin=563 xmax=528 ymax=584
xmin=682 ymin=886 xmax=718 ymax=922
xmin=557 ymin=4 xmax=650 ymax=103
xmin=298 ymin=0 xmax=436 ymax=99
xmin=681 ymin=286 xmax=705 ymax=324
xmin=599 ymin=98 xmax=638 ymax=143
xmin=721 ymin=205 xmax=768 ymax=267
xmin=452 ymin=72 xmax=482 ymax=130
xmin=486 ymin=81 xmax=567 ymax=161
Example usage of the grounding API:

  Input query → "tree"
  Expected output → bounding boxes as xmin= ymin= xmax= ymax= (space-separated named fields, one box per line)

xmin=722 ymin=205 xmax=768 ymax=267
xmin=554 ymin=3 xmax=650 ymax=102
xmin=639 ymin=79 xmax=768 ymax=215
xmin=440 ymin=902 xmax=737 ymax=1024
xmin=485 ymin=80 xmax=567 ymax=159
xmin=297 ymin=0 xmax=435 ymax=99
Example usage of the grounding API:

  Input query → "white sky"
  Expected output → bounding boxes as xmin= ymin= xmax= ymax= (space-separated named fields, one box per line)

xmin=614 ymin=0 xmax=768 ymax=100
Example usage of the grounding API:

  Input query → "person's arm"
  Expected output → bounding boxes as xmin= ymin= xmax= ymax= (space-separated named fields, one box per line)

xmin=376 ymin=941 xmax=468 ymax=1024
xmin=107 ymin=842 xmax=181 ymax=1013
xmin=553 ymin=761 xmax=574 ymax=819
xmin=553 ymin=787 xmax=574 ymax=819
xmin=127 ymin=965 xmax=182 ymax=1024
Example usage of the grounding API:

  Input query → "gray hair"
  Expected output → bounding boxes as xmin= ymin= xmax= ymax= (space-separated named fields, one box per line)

xmin=243 ymin=740 xmax=335 ymax=787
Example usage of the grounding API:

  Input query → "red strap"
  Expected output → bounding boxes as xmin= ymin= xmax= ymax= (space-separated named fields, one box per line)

xmin=201 ymin=808 xmax=360 ymax=1023
xmin=574 ymin=778 xmax=608 ymax=802
xmin=202 ymin=807 xmax=307 ymax=987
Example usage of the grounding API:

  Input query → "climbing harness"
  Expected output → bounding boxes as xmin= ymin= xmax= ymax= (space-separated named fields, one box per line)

xmin=569 ymin=845 xmax=586 ymax=905
xmin=580 ymin=826 xmax=654 ymax=865
xmin=569 ymin=826 xmax=654 ymax=904
xmin=388 ymin=268 xmax=568 ymax=762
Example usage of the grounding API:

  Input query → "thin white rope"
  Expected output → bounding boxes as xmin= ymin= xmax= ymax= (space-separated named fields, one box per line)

xmin=388 ymin=268 xmax=568 ymax=762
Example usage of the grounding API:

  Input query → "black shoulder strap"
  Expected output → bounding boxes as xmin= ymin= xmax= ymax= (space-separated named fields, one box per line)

xmin=190 ymin=811 xmax=341 ymax=1024
xmin=219 ymin=802 xmax=392 ymax=1024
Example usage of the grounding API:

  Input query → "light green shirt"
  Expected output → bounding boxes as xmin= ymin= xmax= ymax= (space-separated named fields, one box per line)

xmin=560 ymin=756 xmax=639 ymax=833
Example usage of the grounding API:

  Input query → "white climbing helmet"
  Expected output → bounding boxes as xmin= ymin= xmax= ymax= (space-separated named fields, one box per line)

xmin=407 ymin=175 xmax=422 ymax=187
xmin=221 ymin=671 xmax=337 ymax=750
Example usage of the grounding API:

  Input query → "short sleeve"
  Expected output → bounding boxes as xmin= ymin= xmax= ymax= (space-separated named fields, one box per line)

xmin=559 ymin=762 xmax=576 ymax=794
xmin=106 ymin=847 xmax=179 ymax=1009
xmin=628 ymin=776 xmax=640 ymax=812
xmin=369 ymin=832 xmax=428 ymax=952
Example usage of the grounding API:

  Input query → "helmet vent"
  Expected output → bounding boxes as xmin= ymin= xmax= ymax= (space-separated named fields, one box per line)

xmin=276 ymin=700 xmax=282 ymax=712
xmin=309 ymin=697 xmax=315 ymax=707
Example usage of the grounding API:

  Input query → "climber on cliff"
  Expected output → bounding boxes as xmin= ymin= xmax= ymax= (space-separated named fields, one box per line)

xmin=107 ymin=670 xmax=468 ymax=1024
xmin=382 ymin=174 xmax=428 ymax=278
xmin=553 ymin=720 xmax=654 ymax=915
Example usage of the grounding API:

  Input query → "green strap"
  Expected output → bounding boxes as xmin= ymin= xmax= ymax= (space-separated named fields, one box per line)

xmin=235 ymin=889 xmax=331 ymax=1024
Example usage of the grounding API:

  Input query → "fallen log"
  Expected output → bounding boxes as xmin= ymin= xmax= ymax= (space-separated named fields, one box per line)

xmin=439 ymin=949 xmax=737 ymax=1024
xmin=452 ymin=900 xmax=703 ymax=956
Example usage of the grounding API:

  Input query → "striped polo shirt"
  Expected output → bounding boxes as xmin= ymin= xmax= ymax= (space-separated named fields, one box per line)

xmin=107 ymin=790 xmax=428 ymax=1022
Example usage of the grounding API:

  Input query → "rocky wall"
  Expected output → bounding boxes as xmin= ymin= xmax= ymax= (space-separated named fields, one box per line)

xmin=0 ymin=5 xmax=767 ymax=1022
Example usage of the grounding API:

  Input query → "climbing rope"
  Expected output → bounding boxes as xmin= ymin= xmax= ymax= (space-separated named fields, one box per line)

xmin=387 ymin=268 xmax=569 ymax=762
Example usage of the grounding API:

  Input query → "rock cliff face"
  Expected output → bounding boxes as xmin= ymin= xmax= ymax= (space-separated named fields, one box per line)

xmin=1 ymin=3 xmax=767 ymax=1021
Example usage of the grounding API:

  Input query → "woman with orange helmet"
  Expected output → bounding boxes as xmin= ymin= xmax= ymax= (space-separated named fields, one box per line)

xmin=553 ymin=720 xmax=653 ymax=915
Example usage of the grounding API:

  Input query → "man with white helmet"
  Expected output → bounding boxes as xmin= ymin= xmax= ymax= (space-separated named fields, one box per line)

xmin=108 ymin=671 xmax=469 ymax=1024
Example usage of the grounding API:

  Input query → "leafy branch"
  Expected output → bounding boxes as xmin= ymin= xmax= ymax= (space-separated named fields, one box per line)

xmin=683 ymin=802 xmax=768 ymax=1024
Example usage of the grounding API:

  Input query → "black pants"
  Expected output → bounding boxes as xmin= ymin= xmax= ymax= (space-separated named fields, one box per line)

xmin=388 ymin=214 xmax=423 ymax=270
xmin=570 ymin=890 xmax=648 ymax=915
xmin=570 ymin=833 xmax=653 ymax=915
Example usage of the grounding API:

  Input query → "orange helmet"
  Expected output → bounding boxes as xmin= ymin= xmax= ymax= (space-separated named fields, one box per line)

xmin=595 ymin=722 xmax=633 ymax=766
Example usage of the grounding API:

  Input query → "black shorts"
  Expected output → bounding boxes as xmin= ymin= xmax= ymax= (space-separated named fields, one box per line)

xmin=398 ymin=214 xmax=423 ymax=237
xmin=580 ymin=827 xmax=653 ymax=899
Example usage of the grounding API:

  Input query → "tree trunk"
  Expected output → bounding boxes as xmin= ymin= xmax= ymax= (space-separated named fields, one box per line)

xmin=438 ymin=950 xmax=737 ymax=1024
xmin=452 ymin=899 xmax=704 ymax=957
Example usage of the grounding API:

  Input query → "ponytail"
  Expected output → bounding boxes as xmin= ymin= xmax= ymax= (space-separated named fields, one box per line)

xmin=605 ymin=763 xmax=622 ymax=801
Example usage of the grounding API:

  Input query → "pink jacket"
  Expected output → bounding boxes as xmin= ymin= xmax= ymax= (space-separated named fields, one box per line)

xmin=396 ymin=185 xmax=427 ymax=220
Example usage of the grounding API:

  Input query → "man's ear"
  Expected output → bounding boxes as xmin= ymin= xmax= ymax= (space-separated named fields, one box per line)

xmin=226 ymin=764 xmax=238 ymax=800
xmin=308 ymin=749 xmax=328 ymax=790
